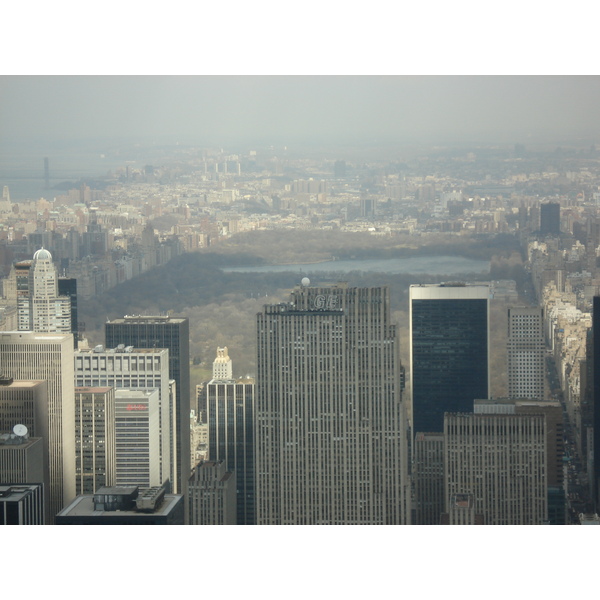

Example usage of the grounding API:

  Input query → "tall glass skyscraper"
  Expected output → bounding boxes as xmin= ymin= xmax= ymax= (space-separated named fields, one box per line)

xmin=255 ymin=283 xmax=409 ymax=525
xmin=207 ymin=378 xmax=255 ymax=525
xmin=409 ymin=283 xmax=489 ymax=435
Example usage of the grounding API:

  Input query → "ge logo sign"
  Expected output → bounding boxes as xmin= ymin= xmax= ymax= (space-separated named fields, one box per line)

xmin=313 ymin=295 xmax=338 ymax=309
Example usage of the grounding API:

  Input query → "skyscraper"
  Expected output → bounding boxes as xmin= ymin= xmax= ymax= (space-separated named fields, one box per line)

xmin=592 ymin=296 xmax=600 ymax=508
xmin=1 ymin=185 xmax=10 ymax=206
xmin=410 ymin=283 xmax=489 ymax=435
xmin=74 ymin=386 xmax=116 ymax=495
xmin=0 ymin=331 xmax=75 ymax=518
xmin=114 ymin=389 xmax=162 ymax=489
xmin=444 ymin=410 xmax=548 ymax=525
xmin=105 ymin=316 xmax=190 ymax=494
xmin=58 ymin=277 xmax=79 ymax=346
xmin=17 ymin=249 xmax=71 ymax=334
xmin=0 ymin=377 xmax=50 ymax=520
xmin=206 ymin=348 xmax=255 ymax=524
xmin=540 ymin=201 xmax=561 ymax=235
xmin=255 ymin=283 xmax=408 ymax=525
xmin=0 ymin=483 xmax=45 ymax=525
xmin=188 ymin=460 xmax=237 ymax=525
xmin=507 ymin=307 xmax=545 ymax=400
xmin=0 ymin=378 xmax=48 ymax=440
xmin=0 ymin=433 xmax=45 ymax=487
xmin=74 ymin=346 xmax=173 ymax=490
xmin=474 ymin=398 xmax=564 ymax=491
xmin=412 ymin=432 xmax=445 ymax=525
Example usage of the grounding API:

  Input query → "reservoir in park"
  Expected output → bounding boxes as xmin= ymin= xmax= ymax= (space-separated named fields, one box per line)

xmin=221 ymin=255 xmax=490 ymax=277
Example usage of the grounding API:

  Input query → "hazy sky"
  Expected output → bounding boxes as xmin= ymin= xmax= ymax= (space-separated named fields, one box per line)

xmin=1 ymin=76 xmax=599 ymax=149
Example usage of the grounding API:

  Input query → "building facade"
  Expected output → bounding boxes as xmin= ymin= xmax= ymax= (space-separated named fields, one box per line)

xmin=16 ymin=249 xmax=71 ymax=334
xmin=0 ymin=379 xmax=48 ymax=441
xmin=255 ymin=283 xmax=408 ymax=525
xmin=412 ymin=432 xmax=445 ymax=525
xmin=410 ymin=283 xmax=489 ymax=435
xmin=0 ymin=332 xmax=75 ymax=519
xmin=114 ymin=389 xmax=162 ymax=489
xmin=0 ymin=483 xmax=45 ymax=525
xmin=444 ymin=411 xmax=548 ymax=525
xmin=440 ymin=493 xmax=483 ymax=525
xmin=0 ymin=433 xmax=45 ymax=488
xmin=105 ymin=316 xmax=190 ymax=494
xmin=0 ymin=378 xmax=50 ymax=521
xmin=188 ymin=460 xmax=236 ymax=525
xmin=474 ymin=397 xmax=565 ymax=523
xmin=540 ymin=201 xmax=560 ymax=235
xmin=58 ymin=277 xmax=79 ymax=346
xmin=593 ymin=296 xmax=600 ymax=509
xmin=74 ymin=387 xmax=116 ymax=495
xmin=74 ymin=346 xmax=173 ymax=490
xmin=207 ymin=370 xmax=255 ymax=524
xmin=507 ymin=307 xmax=545 ymax=400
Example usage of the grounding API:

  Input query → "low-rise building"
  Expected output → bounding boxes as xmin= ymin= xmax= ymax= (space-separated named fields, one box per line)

xmin=56 ymin=485 xmax=184 ymax=525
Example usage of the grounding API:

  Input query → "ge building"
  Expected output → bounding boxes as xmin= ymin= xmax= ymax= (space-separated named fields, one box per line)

xmin=255 ymin=282 xmax=409 ymax=525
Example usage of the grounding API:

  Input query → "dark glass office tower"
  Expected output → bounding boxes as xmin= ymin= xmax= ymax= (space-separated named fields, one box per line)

xmin=207 ymin=378 xmax=255 ymax=524
xmin=540 ymin=201 xmax=560 ymax=235
xmin=105 ymin=316 xmax=190 ymax=495
xmin=410 ymin=284 xmax=489 ymax=435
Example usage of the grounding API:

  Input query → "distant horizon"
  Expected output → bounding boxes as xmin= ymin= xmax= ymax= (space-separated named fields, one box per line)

xmin=2 ymin=128 xmax=598 ymax=202
xmin=5 ymin=133 xmax=600 ymax=152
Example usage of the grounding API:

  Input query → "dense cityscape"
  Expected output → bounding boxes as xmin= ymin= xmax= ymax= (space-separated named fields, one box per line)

xmin=4 ymin=64 xmax=600 ymax=600
xmin=2 ymin=133 xmax=600 ymax=526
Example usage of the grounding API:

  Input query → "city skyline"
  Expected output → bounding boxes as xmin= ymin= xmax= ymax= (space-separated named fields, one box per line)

xmin=3 ymin=4 xmax=596 ymax=596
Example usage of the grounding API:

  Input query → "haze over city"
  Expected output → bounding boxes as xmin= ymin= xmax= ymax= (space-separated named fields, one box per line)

xmin=2 ymin=76 xmax=599 ymax=149
xmin=1 ymin=8 xmax=598 ymax=590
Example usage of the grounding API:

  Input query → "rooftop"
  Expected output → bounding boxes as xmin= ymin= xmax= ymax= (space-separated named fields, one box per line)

xmin=57 ymin=492 xmax=182 ymax=518
xmin=0 ymin=484 xmax=42 ymax=501
xmin=76 ymin=346 xmax=168 ymax=354
xmin=108 ymin=315 xmax=188 ymax=324
xmin=0 ymin=380 xmax=46 ymax=389
xmin=33 ymin=248 xmax=52 ymax=261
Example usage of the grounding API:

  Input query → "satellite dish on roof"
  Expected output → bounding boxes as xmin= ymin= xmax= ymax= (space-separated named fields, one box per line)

xmin=13 ymin=424 xmax=28 ymax=437
xmin=301 ymin=277 xmax=310 ymax=287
